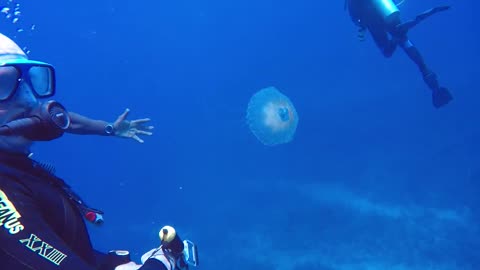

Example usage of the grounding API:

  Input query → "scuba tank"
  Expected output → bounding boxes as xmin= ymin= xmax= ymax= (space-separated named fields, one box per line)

xmin=345 ymin=0 xmax=401 ymax=26
xmin=371 ymin=0 xmax=400 ymax=21
xmin=345 ymin=0 xmax=402 ymax=41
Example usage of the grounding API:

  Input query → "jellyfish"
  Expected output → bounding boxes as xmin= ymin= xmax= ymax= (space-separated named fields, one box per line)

xmin=246 ymin=86 xmax=299 ymax=146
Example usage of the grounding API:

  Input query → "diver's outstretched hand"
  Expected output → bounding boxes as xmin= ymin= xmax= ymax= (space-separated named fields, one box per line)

xmin=113 ymin=109 xmax=154 ymax=143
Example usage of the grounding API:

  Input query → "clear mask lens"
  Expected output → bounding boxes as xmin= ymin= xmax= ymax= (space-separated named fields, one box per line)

xmin=29 ymin=65 xmax=54 ymax=97
xmin=0 ymin=66 xmax=20 ymax=100
xmin=0 ymin=63 xmax=55 ymax=101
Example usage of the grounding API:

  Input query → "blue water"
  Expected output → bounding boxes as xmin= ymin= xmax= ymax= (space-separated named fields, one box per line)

xmin=2 ymin=0 xmax=479 ymax=269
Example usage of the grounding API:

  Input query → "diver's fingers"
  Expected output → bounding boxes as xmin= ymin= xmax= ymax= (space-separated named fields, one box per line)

xmin=136 ymin=130 xmax=153 ymax=136
xmin=132 ymin=134 xmax=144 ymax=143
xmin=130 ymin=118 xmax=151 ymax=125
xmin=135 ymin=125 xmax=154 ymax=132
xmin=115 ymin=108 xmax=130 ymax=125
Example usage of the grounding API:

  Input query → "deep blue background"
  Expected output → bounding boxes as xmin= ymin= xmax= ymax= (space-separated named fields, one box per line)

xmin=2 ymin=0 xmax=479 ymax=269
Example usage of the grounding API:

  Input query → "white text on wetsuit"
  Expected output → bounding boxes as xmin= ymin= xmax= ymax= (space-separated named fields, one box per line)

xmin=20 ymin=233 xmax=68 ymax=266
xmin=0 ymin=189 xmax=24 ymax=234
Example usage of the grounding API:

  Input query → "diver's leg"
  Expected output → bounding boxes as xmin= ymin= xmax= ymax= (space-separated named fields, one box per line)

xmin=368 ymin=26 xmax=396 ymax=57
xmin=386 ymin=11 xmax=452 ymax=108
xmin=398 ymin=39 xmax=453 ymax=108
xmin=387 ymin=16 xmax=430 ymax=77
xmin=397 ymin=39 xmax=428 ymax=75
xmin=395 ymin=6 xmax=451 ymax=35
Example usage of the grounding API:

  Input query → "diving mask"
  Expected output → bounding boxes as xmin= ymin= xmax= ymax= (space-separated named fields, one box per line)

xmin=0 ymin=59 xmax=55 ymax=101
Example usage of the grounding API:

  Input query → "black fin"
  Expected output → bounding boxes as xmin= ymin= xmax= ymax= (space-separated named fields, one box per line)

xmin=432 ymin=87 xmax=453 ymax=108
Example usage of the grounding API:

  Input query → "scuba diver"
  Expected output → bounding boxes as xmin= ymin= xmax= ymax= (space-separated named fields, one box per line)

xmin=345 ymin=0 xmax=453 ymax=108
xmin=0 ymin=33 xmax=199 ymax=269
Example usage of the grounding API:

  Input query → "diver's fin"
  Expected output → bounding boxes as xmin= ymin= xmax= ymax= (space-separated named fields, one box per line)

xmin=395 ymin=6 xmax=451 ymax=34
xmin=432 ymin=87 xmax=453 ymax=108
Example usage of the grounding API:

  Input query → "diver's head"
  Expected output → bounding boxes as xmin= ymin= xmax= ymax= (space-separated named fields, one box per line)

xmin=0 ymin=33 xmax=56 ymax=153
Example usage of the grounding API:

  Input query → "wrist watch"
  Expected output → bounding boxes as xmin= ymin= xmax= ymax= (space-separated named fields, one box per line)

xmin=104 ymin=124 xmax=115 ymax=135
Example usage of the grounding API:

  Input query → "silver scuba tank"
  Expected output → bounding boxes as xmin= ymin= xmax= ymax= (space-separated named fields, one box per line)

xmin=371 ymin=0 xmax=400 ymax=21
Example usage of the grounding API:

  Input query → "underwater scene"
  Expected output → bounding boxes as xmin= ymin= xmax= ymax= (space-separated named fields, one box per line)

xmin=1 ymin=0 xmax=478 ymax=269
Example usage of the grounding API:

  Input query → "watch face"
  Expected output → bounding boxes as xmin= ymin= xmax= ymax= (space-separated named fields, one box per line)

xmin=105 ymin=124 xmax=114 ymax=135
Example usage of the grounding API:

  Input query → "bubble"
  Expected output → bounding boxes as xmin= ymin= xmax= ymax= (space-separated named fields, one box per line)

xmin=1 ymin=0 xmax=36 ymax=53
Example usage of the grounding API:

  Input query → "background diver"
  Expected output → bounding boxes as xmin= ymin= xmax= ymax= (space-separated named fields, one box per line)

xmin=345 ymin=0 xmax=453 ymax=108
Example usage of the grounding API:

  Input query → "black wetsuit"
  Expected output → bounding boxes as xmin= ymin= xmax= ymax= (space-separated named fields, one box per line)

xmin=347 ymin=0 xmax=405 ymax=56
xmin=0 ymin=151 xmax=166 ymax=270
xmin=345 ymin=0 xmax=453 ymax=108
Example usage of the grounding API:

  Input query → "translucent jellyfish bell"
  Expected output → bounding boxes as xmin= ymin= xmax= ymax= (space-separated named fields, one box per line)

xmin=246 ymin=86 xmax=299 ymax=146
